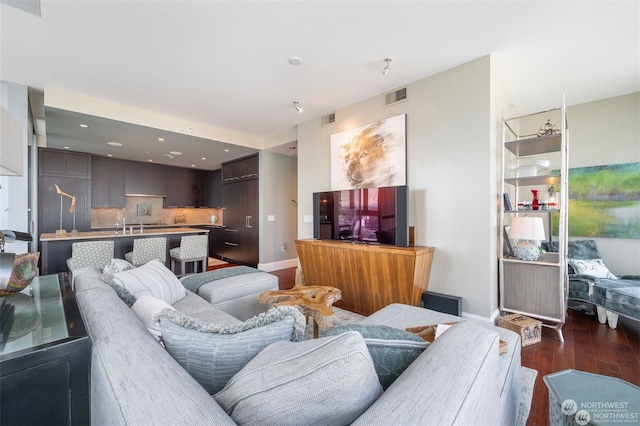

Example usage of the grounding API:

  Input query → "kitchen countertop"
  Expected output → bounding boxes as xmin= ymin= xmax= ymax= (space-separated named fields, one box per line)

xmin=40 ymin=227 xmax=209 ymax=242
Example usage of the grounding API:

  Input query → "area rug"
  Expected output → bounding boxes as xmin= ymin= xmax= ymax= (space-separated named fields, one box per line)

xmin=302 ymin=307 xmax=537 ymax=425
xmin=517 ymin=366 xmax=538 ymax=426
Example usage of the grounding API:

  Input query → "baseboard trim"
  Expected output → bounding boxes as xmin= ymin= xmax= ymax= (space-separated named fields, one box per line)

xmin=461 ymin=308 xmax=501 ymax=324
xmin=257 ymin=258 xmax=298 ymax=272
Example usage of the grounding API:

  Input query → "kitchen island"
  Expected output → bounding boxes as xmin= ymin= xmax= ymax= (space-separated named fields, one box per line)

xmin=39 ymin=227 xmax=209 ymax=275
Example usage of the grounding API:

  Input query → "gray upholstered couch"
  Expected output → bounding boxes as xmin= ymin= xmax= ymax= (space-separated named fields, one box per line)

xmin=74 ymin=266 xmax=523 ymax=426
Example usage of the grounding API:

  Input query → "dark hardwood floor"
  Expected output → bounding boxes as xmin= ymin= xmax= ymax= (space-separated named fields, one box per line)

xmin=269 ymin=268 xmax=640 ymax=425
xmin=523 ymin=305 xmax=639 ymax=426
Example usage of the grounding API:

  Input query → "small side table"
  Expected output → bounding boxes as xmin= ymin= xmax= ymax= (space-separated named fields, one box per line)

xmin=259 ymin=285 xmax=342 ymax=338
xmin=544 ymin=369 xmax=640 ymax=426
xmin=0 ymin=273 xmax=89 ymax=426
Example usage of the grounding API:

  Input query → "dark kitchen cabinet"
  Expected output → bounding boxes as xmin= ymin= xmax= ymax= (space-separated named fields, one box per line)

xmin=125 ymin=162 xmax=166 ymax=196
xmin=221 ymin=178 xmax=258 ymax=267
xmin=40 ymin=149 xmax=90 ymax=178
xmin=39 ymin=148 xmax=92 ymax=234
xmin=164 ymin=166 xmax=197 ymax=208
xmin=92 ymin=157 xmax=126 ymax=208
xmin=222 ymin=154 xmax=258 ymax=183
xmin=39 ymin=176 xmax=91 ymax=233
xmin=198 ymin=169 xmax=222 ymax=208
xmin=208 ymin=225 xmax=225 ymax=259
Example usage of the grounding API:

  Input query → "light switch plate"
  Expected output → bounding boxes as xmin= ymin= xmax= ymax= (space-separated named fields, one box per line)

xmin=267 ymin=215 xmax=275 ymax=222
xmin=304 ymin=215 xmax=313 ymax=223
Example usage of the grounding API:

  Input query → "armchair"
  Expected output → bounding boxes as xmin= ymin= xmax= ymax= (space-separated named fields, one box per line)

xmin=542 ymin=240 xmax=640 ymax=329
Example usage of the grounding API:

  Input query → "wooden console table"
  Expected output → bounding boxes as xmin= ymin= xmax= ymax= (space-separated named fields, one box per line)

xmin=295 ymin=239 xmax=435 ymax=315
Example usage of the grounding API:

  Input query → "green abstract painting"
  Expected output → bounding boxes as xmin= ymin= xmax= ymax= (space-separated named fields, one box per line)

xmin=553 ymin=162 xmax=640 ymax=239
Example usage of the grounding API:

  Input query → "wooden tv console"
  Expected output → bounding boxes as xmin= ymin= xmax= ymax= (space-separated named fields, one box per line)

xmin=295 ymin=239 xmax=435 ymax=315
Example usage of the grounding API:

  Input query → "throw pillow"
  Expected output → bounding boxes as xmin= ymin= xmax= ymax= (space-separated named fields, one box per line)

xmin=131 ymin=295 xmax=176 ymax=342
xmin=326 ymin=324 xmax=429 ymax=389
xmin=160 ymin=306 xmax=305 ymax=394
xmin=106 ymin=281 xmax=138 ymax=307
xmin=214 ymin=331 xmax=382 ymax=426
xmin=111 ymin=259 xmax=186 ymax=304
xmin=568 ymin=258 xmax=618 ymax=279
xmin=101 ymin=258 xmax=135 ymax=282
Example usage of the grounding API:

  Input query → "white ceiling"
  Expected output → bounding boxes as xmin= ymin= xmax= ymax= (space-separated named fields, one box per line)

xmin=1 ymin=1 xmax=638 ymax=169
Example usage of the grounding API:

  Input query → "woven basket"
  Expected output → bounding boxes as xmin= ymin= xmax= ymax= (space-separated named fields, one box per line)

xmin=498 ymin=314 xmax=542 ymax=346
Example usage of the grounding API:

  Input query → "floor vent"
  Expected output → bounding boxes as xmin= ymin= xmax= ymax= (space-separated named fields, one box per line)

xmin=384 ymin=87 xmax=407 ymax=106
xmin=321 ymin=112 xmax=335 ymax=126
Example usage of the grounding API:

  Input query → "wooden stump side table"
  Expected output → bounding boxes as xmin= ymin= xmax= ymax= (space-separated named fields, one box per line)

xmin=259 ymin=285 xmax=342 ymax=338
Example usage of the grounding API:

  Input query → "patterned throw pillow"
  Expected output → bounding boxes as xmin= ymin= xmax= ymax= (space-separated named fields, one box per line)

xmin=326 ymin=324 xmax=429 ymax=389
xmin=101 ymin=258 xmax=135 ymax=282
xmin=160 ymin=306 xmax=305 ymax=394
xmin=214 ymin=331 xmax=382 ymax=425
xmin=111 ymin=259 xmax=186 ymax=304
xmin=568 ymin=259 xmax=618 ymax=279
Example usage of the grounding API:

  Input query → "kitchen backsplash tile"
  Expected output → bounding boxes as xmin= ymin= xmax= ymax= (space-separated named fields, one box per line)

xmin=91 ymin=196 xmax=223 ymax=228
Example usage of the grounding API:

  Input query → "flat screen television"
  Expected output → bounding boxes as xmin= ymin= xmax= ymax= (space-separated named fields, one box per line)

xmin=312 ymin=185 xmax=408 ymax=247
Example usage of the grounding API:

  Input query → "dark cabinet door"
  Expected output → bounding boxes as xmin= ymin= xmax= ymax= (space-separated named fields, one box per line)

xmin=92 ymin=157 xmax=126 ymax=208
xmin=164 ymin=166 xmax=197 ymax=207
xmin=198 ymin=169 xmax=222 ymax=208
xmin=222 ymin=154 xmax=258 ymax=183
xmin=40 ymin=149 xmax=90 ymax=178
xmin=40 ymin=177 xmax=91 ymax=233
xmin=221 ymin=179 xmax=258 ymax=266
xmin=125 ymin=162 xmax=166 ymax=196
xmin=92 ymin=157 xmax=110 ymax=207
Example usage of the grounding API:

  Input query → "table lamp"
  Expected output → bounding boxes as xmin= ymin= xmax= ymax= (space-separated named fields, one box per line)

xmin=508 ymin=216 xmax=546 ymax=261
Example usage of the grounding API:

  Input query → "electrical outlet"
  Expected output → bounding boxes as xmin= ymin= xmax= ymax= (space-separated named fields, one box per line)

xmin=280 ymin=242 xmax=286 ymax=252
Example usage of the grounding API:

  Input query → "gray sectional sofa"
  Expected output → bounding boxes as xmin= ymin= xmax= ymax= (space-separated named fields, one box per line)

xmin=74 ymin=265 xmax=523 ymax=426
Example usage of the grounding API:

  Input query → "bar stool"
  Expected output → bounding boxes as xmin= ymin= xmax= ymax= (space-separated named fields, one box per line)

xmin=66 ymin=240 xmax=114 ymax=287
xmin=170 ymin=235 xmax=208 ymax=277
xmin=125 ymin=237 xmax=167 ymax=266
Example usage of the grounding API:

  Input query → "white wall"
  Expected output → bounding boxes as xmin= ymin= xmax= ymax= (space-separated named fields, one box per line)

xmin=297 ymin=56 xmax=500 ymax=318
xmin=0 ymin=81 xmax=31 ymax=254
xmin=258 ymin=151 xmax=298 ymax=270
xmin=566 ymin=92 xmax=640 ymax=275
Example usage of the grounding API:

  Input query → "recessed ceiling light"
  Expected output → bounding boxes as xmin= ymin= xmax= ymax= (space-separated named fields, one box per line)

xmin=224 ymin=149 xmax=229 ymax=152
xmin=158 ymin=137 xmax=165 ymax=142
xmin=63 ymin=146 xmax=70 ymax=150
xmin=107 ymin=154 xmax=113 ymax=157
xmin=191 ymin=165 xmax=196 ymax=168
xmin=107 ymin=141 xmax=122 ymax=147
xmin=186 ymin=127 xmax=192 ymax=132
xmin=288 ymin=56 xmax=303 ymax=66
xmin=79 ymin=124 xmax=89 ymax=128
xmin=201 ymin=157 xmax=206 ymax=160
xmin=148 ymin=159 xmax=154 ymax=162
xmin=170 ymin=151 xmax=182 ymax=156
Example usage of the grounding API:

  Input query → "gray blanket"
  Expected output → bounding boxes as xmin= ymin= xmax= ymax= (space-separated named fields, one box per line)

xmin=180 ymin=266 xmax=261 ymax=294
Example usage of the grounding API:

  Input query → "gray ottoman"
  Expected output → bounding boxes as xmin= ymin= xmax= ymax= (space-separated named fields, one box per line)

xmin=605 ymin=286 xmax=640 ymax=328
xmin=195 ymin=272 xmax=279 ymax=321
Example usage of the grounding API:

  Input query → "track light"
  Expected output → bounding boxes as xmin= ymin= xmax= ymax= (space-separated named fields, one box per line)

xmin=382 ymin=58 xmax=392 ymax=76
xmin=294 ymin=101 xmax=303 ymax=113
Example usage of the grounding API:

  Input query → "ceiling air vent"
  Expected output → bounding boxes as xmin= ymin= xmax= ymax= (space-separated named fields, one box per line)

xmin=320 ymin=112 xmax=336 ymax=127
xmin=384 ymin=87 xmax=407 ymax=107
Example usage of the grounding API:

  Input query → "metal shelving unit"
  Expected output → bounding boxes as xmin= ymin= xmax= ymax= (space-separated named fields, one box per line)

xmin=499 ymin=97 xmax=569 ymax=342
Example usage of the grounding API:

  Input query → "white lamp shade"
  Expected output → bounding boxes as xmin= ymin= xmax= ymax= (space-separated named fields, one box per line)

xmin=508 ymin=216 xmax=545 ymax=241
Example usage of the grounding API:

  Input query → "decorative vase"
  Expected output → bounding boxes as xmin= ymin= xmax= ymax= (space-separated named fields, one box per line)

xmin=531 ymin=190 xmax=539 ymax=210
